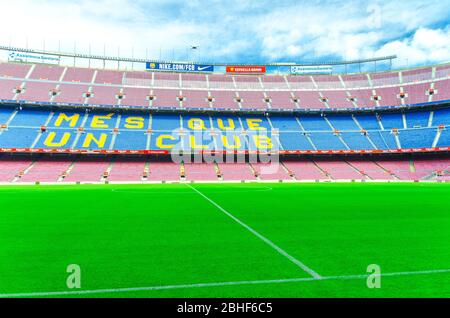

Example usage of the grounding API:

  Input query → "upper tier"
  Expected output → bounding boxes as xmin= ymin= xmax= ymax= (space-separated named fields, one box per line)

xmin=0 ymin=61 xmax=449 ymax=112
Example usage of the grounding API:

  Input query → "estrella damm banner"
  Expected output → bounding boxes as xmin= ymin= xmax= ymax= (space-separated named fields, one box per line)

xmin=226 ymin=66 xmax=266 ymax=74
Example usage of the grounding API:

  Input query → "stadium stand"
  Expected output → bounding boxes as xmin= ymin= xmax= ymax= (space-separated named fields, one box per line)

xmin=1 ymin=154 xmax=448 ymax=183
xmin=0 ymin=61 xmax=449 ymax=111
xmin=0 ymin=106 xmax=448 ymax=152
xmin=0 ymin=60 xmax=449 ymax=183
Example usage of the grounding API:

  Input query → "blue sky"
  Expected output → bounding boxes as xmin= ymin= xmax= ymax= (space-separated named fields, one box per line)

xmin=0 ymin=0 xmax=449 ymax=69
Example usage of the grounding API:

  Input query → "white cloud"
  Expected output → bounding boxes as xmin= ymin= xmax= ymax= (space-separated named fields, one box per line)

xmin=375 ymin=27 xmax=450 ymax=67
xmin=0 ymin=0 xmax=448 ymax=68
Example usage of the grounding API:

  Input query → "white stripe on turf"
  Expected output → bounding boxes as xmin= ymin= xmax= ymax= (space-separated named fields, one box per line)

xmin=1 ymin=268 xmax=450 ymax=298
xmin=185 ymin=184 xmax=322 ymax=279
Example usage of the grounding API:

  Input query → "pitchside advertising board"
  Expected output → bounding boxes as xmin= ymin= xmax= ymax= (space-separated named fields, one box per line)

xmin=8 ymin=51 xmax=60 ymax=65
xmin=146 ymin=62 xmax=214 ymax=73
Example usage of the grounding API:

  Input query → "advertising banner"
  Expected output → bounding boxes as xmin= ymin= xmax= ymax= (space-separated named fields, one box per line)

xmin=146 ymin=62 xmax=214 ymax=73
xmin=226 ymin=66 xmax=266 ymax=74
xmin=290 ymin=65 xmax=332 ymax=75
xmin=8 ymin=51 xmax=60 ymax=65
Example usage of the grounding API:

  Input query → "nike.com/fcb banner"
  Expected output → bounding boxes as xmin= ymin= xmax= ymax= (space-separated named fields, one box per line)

xmin=226 ymin=66 xmax=266 ymax=74
xmin=146 ymin=62 xmax=214 ymax=73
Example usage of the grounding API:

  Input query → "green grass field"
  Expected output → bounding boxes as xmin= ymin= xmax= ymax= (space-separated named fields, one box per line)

xmin=1 ymin=182 xmax=450 ymax=298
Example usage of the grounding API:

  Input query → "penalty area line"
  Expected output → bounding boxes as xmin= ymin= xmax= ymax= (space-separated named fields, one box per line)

xmin=185 ymin=184 xmax=322 ymax=279
xmin=1 ymin=268 xmax=450 ymax=298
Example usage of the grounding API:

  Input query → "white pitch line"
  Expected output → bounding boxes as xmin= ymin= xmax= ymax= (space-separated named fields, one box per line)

xmin=1 ymin=268 xmax=450 ymax=298
xmin=185 ymin=184 xmax=322 ymax=279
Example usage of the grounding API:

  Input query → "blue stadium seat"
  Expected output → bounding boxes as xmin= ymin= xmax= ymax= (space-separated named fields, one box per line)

xmin=406 ymin=111 xmax=430 ymax=128
xmin=437 ymin=128 xmax=450 ymax=147
xmin=327 ymin=115 xmax=360 ymax=131
xmin=340 ymin=132 xmax=375 ymax=150
xmin=309 ymin=132 xmax=346 ymax=150
xmin=0 ymin=106 xmax=449 ymax=152
xmin=432 ymin=108 xmax=450 ymax=127
xmin=380 ymin=113 xmax=404 ymax=130
xmin=355 ymin=114 xmax=381 ymax=130
xmin=298 ymin=116 xmax=331 ymax=131
xmin=398 ymin=128 xmax=436 ymax=148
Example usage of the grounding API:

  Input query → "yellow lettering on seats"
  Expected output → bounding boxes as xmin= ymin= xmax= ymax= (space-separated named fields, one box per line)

xmin=190 ymin=135 xmax=208 ymax=149
xmin=221 ymin=135 xmax=241 ymax=149
xmin=188 ymin=118 xmax=206 ymax=130
xmin=156 ymin=135 xmax=177 ymax=149
xmin=82 ymin=133 xmax=108 ymax=148
xmin=247 ymin=119 xmax=265 ymax=131
xmin=217 ymin=118 xmax=235 ymax=130
xmin=91 ymin=113 xmax=114 ymax=129
xmin=54 ymin=113 xmax=79 ymax=127
xmin=125 ymin=117 xmax=144 ymax=129
xmin=253 ymin=135 xmax=273 ymax=149
xmin=44 ymin=132 xmax=71 ymax=147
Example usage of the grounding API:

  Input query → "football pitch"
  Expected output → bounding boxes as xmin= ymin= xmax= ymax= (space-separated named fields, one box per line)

xmin=1 ymin=182 xmax=449 ymax=298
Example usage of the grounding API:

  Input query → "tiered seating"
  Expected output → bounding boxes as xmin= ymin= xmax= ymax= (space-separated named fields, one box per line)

xmin=406 ymin=111 xmax=430 ymax=128
xmin=152 ymin=89 xmax=179 ymax=108
xmin=181 ymin=74 xmax=208 ymax=89
xmin=346 ymin=160 xmax=393 ymax=180
xmin=412 ymin=158 xmax=450 ymax=179
xmin=287 ymin=76 xmax=315 ymax=90
xmin=314 ymin=76 xmax=343 ymax=89
xmin=261 ymin=75 xmax=288 ymax=90
xmin=63 ymin=159 xmax=110 ymax=182
xmin=218 ymin=163 xmax=255 ymax=180
xmin=53 ymin=84 xmax=90 ymax=104
xmin=0 ymin=62 xmax=449 ymax=111
xmin=182 ymin=90 xmax=210 ymax=109
xmin=371 ymin=71 xmax=399 ymax=86
xmin=0 ymin=154 xmax=449 ymax=183
xmin=19 ymin=159 xmax=72 ymax=182
xmin=0 ymin=156 xmax=32 ymax=182
xmin=29 ymin=65 xmax=64 ymax=81
xmin=282 ymin=160 xmax=328 ymax=180
xmin=19 ymin=81 xmax=56 ymax=102
xmin=434 ymin=79 xmax=450 ymax=101
xmin=402 ymin=67 xmax=432 ymax=83
xmin=121 ymin=87 xmax=151 ymax=107
xmin=234 ymin=75 xmax=261 ymax=90
xmin=296 ymin=91 xmax=324 ymax=109
xmin=374 ymin=159 xmax=417 ymax=180
xmin=403 ymin=82 xmax=431 ymax=105
xmin=183 ymin=162 xmax=218 ymax=181
xmin=0 ymin=62 xmax=31 ymax=77
xmin=95 ymin=70 xmax=124 ymax=85
xmin=89 ymin=86 xmax=120 ymax=105
xmin=268 ymin=91 xmax=296 ymax=109
xmin=375 ymin=86 xmax=401 ymax=106
xmin=313 ymin=160 xmax=365 ymax=180
xmin=148 ymin=162 xmax=180 ymax=181
xmin=210 ymin=90 xmax=238 ymax=109
xmin=0 ymin=79 xmax=22 ymax=100
xmin=238 ymin=91 xmax=267 ymax=109
xmin=62 ymin=67 xmax=94 ymax=82
xmin=0 ymin=106 xmax=448 ymax=152
xmin=208 ymin=74 xmax=234 ymax=89
xmin=323 ymin=90 xmax=354 ymax=108
xmin=342 ymin=74 xmax=369 ymax=88
xmin=108 ymin=160 xmax=146 ymax=181
xmin=251 ymin=162 xmax=291 ymax=180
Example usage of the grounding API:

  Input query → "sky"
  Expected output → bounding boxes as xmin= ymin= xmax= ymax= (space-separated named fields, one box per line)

xmin=0 ymin=0 xmax=449 ymax=70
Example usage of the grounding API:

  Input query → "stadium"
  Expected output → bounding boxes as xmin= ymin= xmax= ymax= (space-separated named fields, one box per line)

xmin=1 ymin=0 xmax=450 ymax=301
